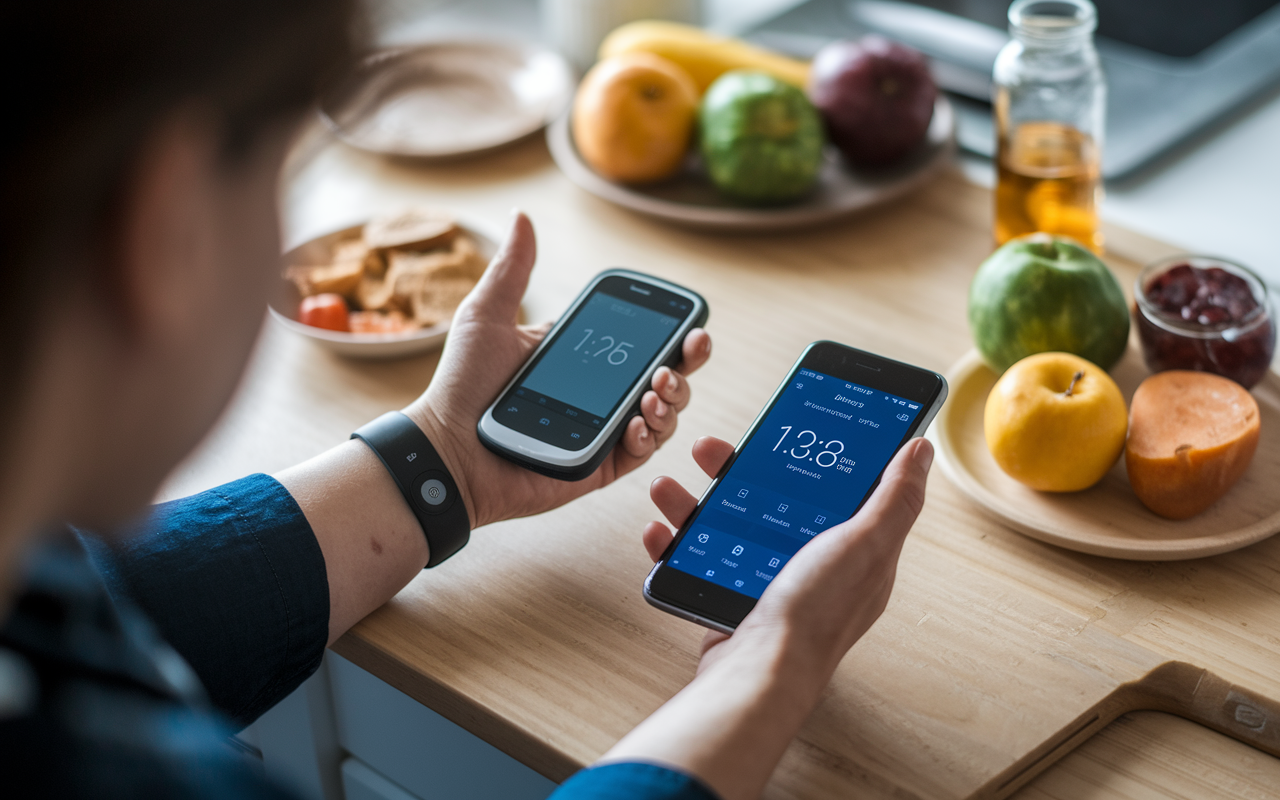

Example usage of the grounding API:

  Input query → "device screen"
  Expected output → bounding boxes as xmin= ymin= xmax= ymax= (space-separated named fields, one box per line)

xmin=668 ymin=366 xmax=925 ymax=600
xmin=490 ymin=276 xmax=695 ymax=450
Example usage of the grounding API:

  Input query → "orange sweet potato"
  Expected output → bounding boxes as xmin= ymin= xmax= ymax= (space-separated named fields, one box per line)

xmin=1126 ymin=371 xmax=1260 ymax=520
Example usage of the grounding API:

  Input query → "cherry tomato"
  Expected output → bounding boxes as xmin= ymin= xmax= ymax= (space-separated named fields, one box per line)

xmin=298 ymin=293 xmax=350 ymax=332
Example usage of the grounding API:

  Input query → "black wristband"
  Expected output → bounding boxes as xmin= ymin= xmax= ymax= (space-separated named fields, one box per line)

xmin=352 ymin=411 xmax=470 ymax=568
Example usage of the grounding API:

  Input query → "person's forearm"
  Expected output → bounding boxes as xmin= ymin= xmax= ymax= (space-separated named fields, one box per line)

xmin=275 ymin=439 xmax=430 ymax=646
xmin=600 ymin=639 xmax=829 ymax=800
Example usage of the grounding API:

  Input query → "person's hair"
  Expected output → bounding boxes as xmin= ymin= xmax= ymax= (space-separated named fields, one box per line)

xmin=0 ymin=0 xmax=357 ymax=421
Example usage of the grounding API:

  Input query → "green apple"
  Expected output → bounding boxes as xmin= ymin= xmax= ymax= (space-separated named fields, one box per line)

xmin=969 ymin=234 xmax=1129 ymax=373
xmin=699 ymin=70 xmax=825 ymax=204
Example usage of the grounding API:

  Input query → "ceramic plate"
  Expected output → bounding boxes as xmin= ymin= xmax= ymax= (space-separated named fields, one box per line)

xmin=320 ymin=41 xmax=574 ymax=158
xmin=270 ymin=221 xmax=497 ymax=360
xmin=547 ymin=94 xmax=955 ymax=231
xmin=933 ymin=346 xmax=1280 ymax=560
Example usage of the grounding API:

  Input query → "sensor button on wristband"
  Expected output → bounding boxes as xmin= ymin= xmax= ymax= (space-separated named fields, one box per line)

xmin=413 ymin=472 xmax=454 ymax=513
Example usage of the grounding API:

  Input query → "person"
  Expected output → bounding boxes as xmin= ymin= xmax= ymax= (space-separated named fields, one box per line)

xmin=0 ymin=1 xmax=934 ymax=798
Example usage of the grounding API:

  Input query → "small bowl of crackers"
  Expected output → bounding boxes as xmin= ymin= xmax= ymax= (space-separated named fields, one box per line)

xmin=273 ymin=209 xmax=496 ymax=359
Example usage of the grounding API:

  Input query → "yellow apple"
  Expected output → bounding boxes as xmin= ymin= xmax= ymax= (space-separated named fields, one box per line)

xmin=984 ymin=352 xmax=1127 ymax=492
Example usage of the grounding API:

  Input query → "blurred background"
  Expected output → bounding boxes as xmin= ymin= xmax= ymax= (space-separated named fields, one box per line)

xmin=350 ymin=0 xmax=1280 ymax=280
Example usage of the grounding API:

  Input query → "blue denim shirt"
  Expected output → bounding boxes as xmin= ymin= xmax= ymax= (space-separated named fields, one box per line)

xmin=0 ymin=474 xmax=717 ymax=800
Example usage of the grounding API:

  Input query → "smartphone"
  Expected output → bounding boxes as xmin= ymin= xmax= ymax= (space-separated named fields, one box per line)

xmin=478 ymin=269 xmax=708 ymax=481
xmin=643 ymin=341 xmax=947 ymax=632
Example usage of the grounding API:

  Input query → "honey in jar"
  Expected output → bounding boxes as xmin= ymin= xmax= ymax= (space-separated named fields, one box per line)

xmin=995 ymin=120 xmax=1102 ymax=251
xmin=992 ymin=0 xmax=1106 ymax=252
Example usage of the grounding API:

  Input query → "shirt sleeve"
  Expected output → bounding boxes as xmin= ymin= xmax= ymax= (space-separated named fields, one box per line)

xmin=79 ymin=473 xmax=329 ymax=729
xmin=550 ymin=763 xmax=721 ymax=800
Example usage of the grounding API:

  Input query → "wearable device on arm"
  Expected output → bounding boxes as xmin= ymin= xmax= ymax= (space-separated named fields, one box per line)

xmin=352 ymin=411 xmax=470 ymax=568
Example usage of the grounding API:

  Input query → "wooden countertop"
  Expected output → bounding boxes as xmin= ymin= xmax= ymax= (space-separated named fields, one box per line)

xmin=164 ymin=133 xmax=1280 ymax=799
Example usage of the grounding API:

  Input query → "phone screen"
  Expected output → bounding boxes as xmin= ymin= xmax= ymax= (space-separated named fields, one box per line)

xmin=490 ymin=276 xmax=695 ymax=451
xmin=668 ymin=367 xmax=925 ymax=600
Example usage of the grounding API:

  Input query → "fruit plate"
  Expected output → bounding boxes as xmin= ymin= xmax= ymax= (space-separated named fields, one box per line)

xmin=269 ymin=220 xmax=497 ymax=360
xmin=546 ymin=94 xmax=955 ymax=232
xmin=933 ymin=346 xmax=1280 ymax=560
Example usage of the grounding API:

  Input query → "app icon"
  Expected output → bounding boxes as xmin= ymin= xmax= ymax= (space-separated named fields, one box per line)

xmin=897 ymin=413 xmax=909 ymax=421
xmin=570 ymin=432 xmax=580 ymax=439
xmin=738 ymin=488 xmax=748 ymax=498
xmin=539 ymin=418 xmax=550 ymax=426
xmin=815 ymin=515 xmax=826 ymax=524
xmin=697 ymin=533 xmax=709 ymax=544
xmin=705 ymin=570 xmax=715 ymax=577
xmin=506 ymin=406 xmax=518 ymax=413
xmin=778 ymin=503 xmax=789 ymax=513
xmin=734 ymin=580 xmax=744 ymax=588
xmin=768 ymin=558 xmax=780 ymax=568
xmin=732 ymin=545 xmax=744 ymax=556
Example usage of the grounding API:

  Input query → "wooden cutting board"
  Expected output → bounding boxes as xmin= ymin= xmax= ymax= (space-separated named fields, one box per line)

xmin=169 ymin=137 xmax=1280 ymax=799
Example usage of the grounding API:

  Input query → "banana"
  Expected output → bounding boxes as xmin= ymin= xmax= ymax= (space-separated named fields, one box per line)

xmin=598 ymin=20 xmax=810 ymax=93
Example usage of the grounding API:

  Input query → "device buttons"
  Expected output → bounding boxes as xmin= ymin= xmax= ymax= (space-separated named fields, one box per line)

xmin=411 ymin=470 xmax=456 ymax=515
xmin=493 ymin=394 xmax=598 ymax=450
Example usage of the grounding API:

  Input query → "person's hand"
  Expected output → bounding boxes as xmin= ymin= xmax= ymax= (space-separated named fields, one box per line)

xmin=599 ymin=436 xmax=932 ymax=800
xmin=643 ymin=434 xmax=933 ymax=691
xmin=403 ymin=212 xmax=712 ymax=529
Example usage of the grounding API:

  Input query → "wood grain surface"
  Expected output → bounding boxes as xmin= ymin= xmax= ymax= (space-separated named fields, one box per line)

xmin=1016 ymin=712 xmax=1280 ymax=799
xmin=164 ymin=132 xmax=1280 ymax=799
xmin=935 ymin=348 xmax=1280 ymax=559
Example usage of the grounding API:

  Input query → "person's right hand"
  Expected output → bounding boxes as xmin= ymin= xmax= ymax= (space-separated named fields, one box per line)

xmin=644 ymin=434 xmax=933 ymax=695
xmin=599 ymin=436 xmax=933 ymax=800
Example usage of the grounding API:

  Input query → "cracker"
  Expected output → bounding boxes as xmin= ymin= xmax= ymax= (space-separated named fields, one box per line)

xmin=364 ymin=209 xmax=459 ymax=251
xmin=356 ymin=250 xmax=445 ymax=311
xmin=411 ymin=276 xmax=475 ymax=327
xmin=333 ymin=237 xmax=371 ymax=263
xmin=285 ymin=258 xmax=364 ymax=298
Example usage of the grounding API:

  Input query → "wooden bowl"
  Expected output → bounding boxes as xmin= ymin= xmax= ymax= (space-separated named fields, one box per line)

xmin=270 ymin=220 xmax=497 ymax=360
xmin=933 ymin=346 xmax=1280 ymax=560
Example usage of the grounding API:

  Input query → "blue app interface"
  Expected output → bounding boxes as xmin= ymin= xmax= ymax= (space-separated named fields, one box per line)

xmin=670 ymin=369 xmax=924 ymax=599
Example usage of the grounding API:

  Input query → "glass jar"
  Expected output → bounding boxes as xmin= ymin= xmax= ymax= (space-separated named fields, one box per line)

xmin=1134 ymin=255 xmax=1276 ymax=389
xmin=993 ymin=0 xmax=1106 ymax=252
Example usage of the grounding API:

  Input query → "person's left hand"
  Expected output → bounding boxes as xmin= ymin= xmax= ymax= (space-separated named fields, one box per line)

xmin=404 ymin=212 xmax=712 ymax=529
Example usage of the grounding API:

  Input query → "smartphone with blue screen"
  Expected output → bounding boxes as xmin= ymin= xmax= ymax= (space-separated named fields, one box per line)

xmin=643 ymin=341 xmax=947 ymax=632
xmin=478 ymin=269 xmax=708 ymax=481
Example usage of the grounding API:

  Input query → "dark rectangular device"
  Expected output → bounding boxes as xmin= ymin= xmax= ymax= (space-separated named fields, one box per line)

xmin=478 ymin=269 xmax=708 ymax=481
xmin=644 ymin=341 xmax=946 ymax=632
xmin=746 ymin=0 xmax=1280 ymax=178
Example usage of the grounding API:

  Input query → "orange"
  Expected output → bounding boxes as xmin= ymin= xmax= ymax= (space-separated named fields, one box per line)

xmin=572 ymin=53 xmax=698 ymax=184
